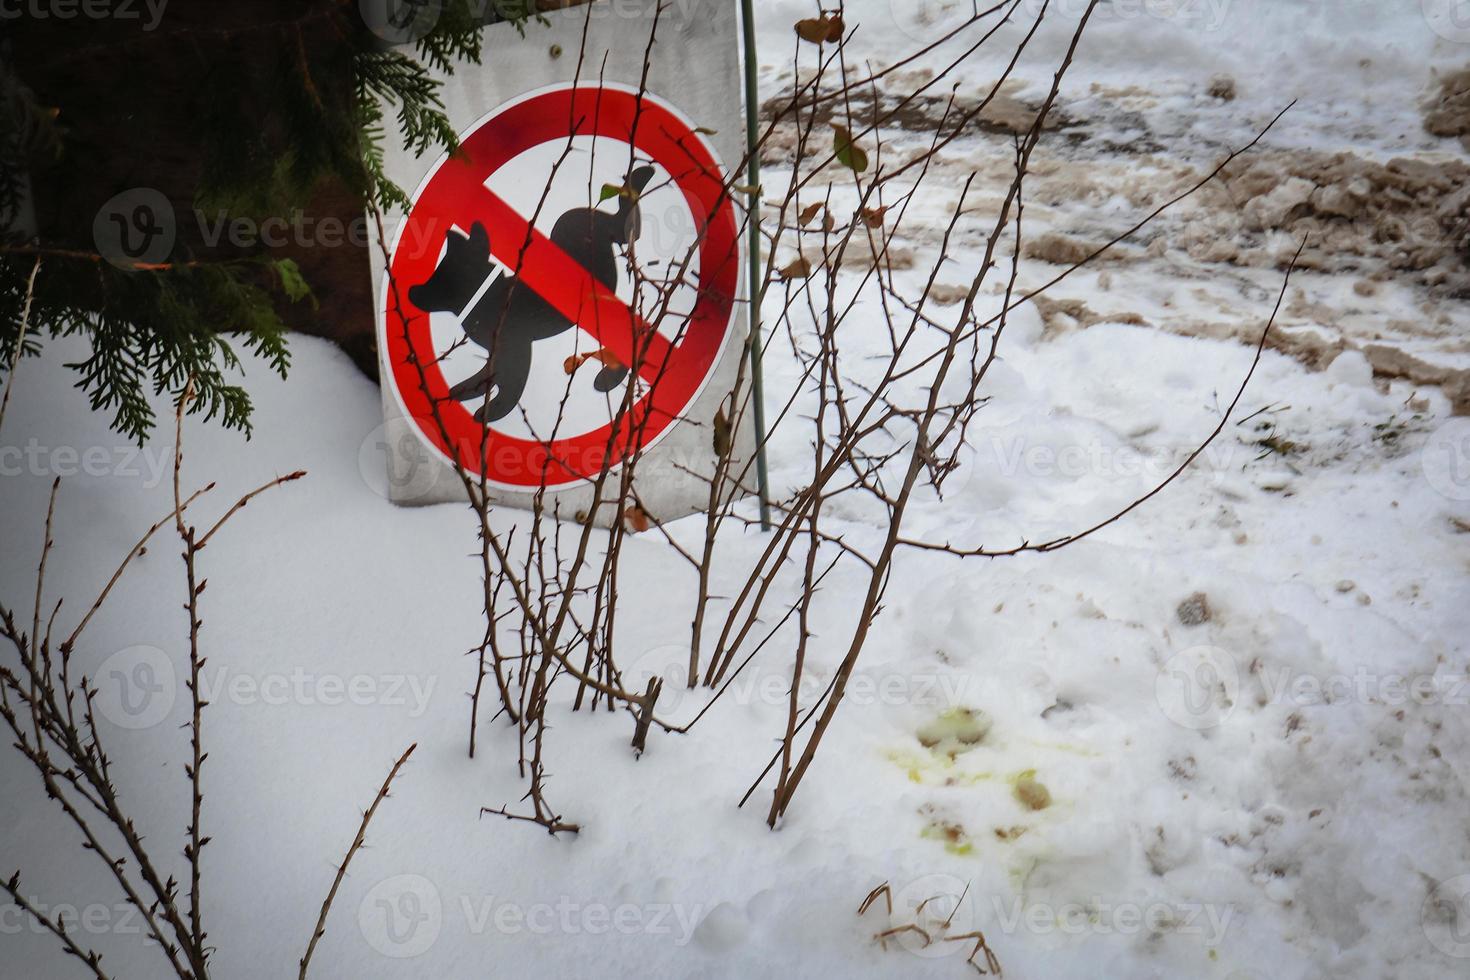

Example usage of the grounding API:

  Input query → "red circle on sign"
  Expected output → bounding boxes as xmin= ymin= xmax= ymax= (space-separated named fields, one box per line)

xmin=379 ymin=83 xmax=740 ymax=490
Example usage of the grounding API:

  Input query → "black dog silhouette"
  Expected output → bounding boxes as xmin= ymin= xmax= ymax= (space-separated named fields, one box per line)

xmin=408 ymin=165 xmax=656 ymax=424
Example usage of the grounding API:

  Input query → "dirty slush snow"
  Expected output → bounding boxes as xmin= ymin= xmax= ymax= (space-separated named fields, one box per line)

xmin=4 ymin=2 xmax=1470 ymax=978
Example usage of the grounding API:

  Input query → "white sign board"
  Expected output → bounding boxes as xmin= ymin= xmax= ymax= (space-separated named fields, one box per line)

xmin=369 ymin=0 xmax=751 ymax=523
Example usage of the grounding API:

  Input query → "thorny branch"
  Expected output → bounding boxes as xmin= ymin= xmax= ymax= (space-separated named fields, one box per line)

xmin=367 ymin=0 xmax=1293 ymax=835
xmin=0 ymin=386 xmax=397 ymax=979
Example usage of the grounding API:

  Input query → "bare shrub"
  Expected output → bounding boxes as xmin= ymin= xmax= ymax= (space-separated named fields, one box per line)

xmin=0 ymin=391 xmax=414 ymax=979
xmin=373 ymin=0 xmax=1298 ymax=832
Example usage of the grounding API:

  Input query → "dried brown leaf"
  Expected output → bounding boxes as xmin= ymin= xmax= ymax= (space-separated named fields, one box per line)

xmin=624 ymin=504 xmax=651 ymax=533
xmin=779 ymin=256 xmax=813 ymax=279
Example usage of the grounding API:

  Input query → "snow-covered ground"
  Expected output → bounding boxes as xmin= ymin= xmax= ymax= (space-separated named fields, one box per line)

xmin=4 ymin=2 xmax=1470 ymax=978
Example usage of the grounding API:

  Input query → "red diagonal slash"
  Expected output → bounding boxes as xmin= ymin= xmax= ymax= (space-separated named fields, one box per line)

xmin=423 ymin=164 xmax=677 ymax=385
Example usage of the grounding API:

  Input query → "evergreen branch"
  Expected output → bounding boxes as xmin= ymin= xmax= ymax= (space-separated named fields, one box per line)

xmin=0 ymin=255 xmax=40 ymax=437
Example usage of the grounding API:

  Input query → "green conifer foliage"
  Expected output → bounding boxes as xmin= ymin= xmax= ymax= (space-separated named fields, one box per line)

xmin=0 ymin=0 xmax=540 ymax=442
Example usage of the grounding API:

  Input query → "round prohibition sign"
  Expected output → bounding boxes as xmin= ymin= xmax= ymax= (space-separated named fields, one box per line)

xmin=380 ymin=83 xmax=740 ymax=490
